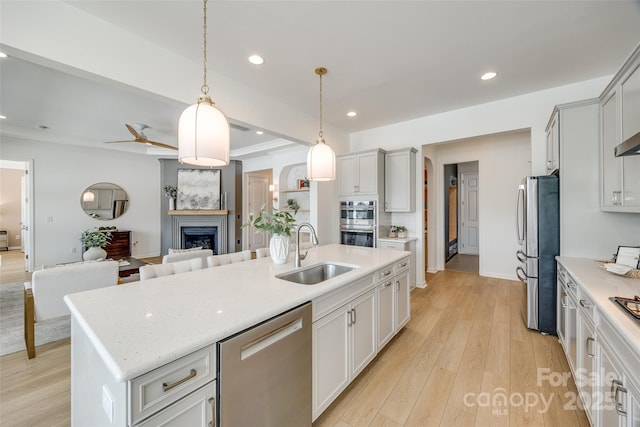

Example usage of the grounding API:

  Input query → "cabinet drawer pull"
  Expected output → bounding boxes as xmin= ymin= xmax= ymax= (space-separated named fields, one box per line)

xmin=579 ymin=299 xmax=593 ymax=309
xmin=381 ymin=270 xmax=392 ymax=277
xmin=162 ymin=369 xmax=197 ymax=392
xmin=613 ymin=381 xmax=627 ymax=416
xmin=586 ymin=337 xmax=595 ymax=358
xmin=208 ymin=397 xmax=216 ymax=427
xmin=384 ymin=281 xmax=393 ymax=288
xmin=567 ymin=282 xmax=576 ymax=289
xmin=399 ymin=262 xmax=408 ymax=268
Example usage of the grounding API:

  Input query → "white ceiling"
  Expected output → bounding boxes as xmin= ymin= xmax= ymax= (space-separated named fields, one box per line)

xmin=2 ymin=1 xmax=640 ymax=159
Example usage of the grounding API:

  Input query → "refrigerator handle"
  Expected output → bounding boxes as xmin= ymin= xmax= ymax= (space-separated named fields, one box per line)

xmin=516 ymin=184 xmax=525 ymax=245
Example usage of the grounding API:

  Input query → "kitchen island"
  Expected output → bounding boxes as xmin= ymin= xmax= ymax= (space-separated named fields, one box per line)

xmin=64 ymin=244 xmax=410 ymax=426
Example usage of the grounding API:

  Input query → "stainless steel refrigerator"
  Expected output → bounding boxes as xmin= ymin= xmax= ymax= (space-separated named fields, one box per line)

xmin=515 ymin=175 xmax=559 ymax=334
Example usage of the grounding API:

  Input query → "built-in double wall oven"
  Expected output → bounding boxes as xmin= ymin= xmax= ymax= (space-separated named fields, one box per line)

xmin=340 ymin=200 xmax=376 ymax=248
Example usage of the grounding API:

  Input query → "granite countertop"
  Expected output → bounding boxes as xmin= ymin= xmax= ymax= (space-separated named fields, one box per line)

xmin=64 ymin=244 xmax=410 ymax=382
xmin=556 ymin=256 xmax=640 ymax=358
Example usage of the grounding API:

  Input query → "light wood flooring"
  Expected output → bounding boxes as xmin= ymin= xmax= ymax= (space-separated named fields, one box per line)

xmin=0 ymin=266 xmax=588 ymax=426
xmin=445 ymin=253 xmax=479 ymax=274
xmin=0 ymin=250 xmax=31 ymax=285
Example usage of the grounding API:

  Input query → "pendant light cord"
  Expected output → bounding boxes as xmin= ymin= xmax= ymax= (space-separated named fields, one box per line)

xmin=201 ymin=0 xmax=209 ymax=96
xmin=318 ymin=71 xmax=323 ymax=139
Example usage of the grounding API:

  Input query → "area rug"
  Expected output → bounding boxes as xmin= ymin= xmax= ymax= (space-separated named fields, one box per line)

xmin=0 ymin=282 xmax=70 ymax=356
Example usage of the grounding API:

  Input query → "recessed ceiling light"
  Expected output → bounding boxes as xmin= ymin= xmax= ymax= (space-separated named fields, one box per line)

xmin=347 ymin=111 xmax=357 ymax=117
xmin=248 ymin=54 xmax=264 ymax=65
xmin=0 ymin=52 xmax=7 ymax=58
xmin=0 ymin=115 xmax=6 ymax=120
xmin=481 ymin=71 xmax=498 ymax=81
xmin=256 ymin=130 xmax=264 ymax=135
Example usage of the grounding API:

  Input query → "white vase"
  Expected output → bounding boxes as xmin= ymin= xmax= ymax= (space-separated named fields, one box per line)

xmin=269 ymin=234 xmax=290 ymax=264
xmin=83 ymin=246 xmax=107 ymax=261
xmin=169 ymin=198 xmax=176 ymax=210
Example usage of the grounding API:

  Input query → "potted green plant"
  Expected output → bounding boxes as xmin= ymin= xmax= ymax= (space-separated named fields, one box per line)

xmin=286 ymin=198 xmax=300 ymax=214
xmin=243 ymin=206 xmax=296 ymax=264
xmin=396 ymin=226 xmax=407 ymax=239
xmin=80 ymin=228 xmax=112 ymax=261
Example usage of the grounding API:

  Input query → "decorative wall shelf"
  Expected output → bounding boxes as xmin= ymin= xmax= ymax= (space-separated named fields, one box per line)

xmin=280 ymin=188 xmax=310 ymax=193
xmin=168 ymin=210 xmax=229 ymax=216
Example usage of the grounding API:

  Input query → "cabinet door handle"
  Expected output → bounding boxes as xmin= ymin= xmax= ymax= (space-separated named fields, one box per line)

xmin=579 ymin=299 xmax=593 ymax=309
xmin=162 ymin=368 xmax=197 ymax=392
xmin=352 ymin=308 xmax=356 ymax=325
xmin=586 ymin=337 xmax=595 ymax=358
xmin=208 ymin=397 xmax=216 ymax=427
xmin=561 ymin=292 xmax=567 ymax=308
xmin=613 ymin=381 xmax=627 ymax=416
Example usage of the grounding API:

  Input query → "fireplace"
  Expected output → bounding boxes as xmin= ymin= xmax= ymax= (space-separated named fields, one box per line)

xmin=172 ymin=214 xmax=228 ymax=254
xmin=182 ymin=226 xmax=218 ymax=253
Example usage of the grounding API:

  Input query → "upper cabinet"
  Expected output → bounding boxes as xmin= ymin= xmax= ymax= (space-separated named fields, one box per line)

xmin=599 ymin=44 xmax=640 ymax=212
xmin=546 ymin=110 xmax=560 ymax=174
xmin=337 ymin=149 xmax=385 ymax=197
xmin=384 ymin=148 xmax=416 ymax=212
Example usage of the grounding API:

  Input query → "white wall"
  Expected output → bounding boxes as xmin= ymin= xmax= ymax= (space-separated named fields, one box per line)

xmin=1 ymin=137 xmax=161 ymax=267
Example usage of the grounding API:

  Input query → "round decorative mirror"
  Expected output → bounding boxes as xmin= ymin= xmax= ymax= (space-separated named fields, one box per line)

xmin=81 ymin=182 xmax=129 ymax=220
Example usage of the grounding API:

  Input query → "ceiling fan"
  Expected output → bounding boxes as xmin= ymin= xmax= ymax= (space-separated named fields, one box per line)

xmin=104 ymin=123 xmax=177 ymax=150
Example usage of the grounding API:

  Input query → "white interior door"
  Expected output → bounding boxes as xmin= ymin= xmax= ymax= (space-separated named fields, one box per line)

xmin=460 ymin=172 xmax=479 ymax=255
xmin=246 ymin=173 xmax=270 ymax=251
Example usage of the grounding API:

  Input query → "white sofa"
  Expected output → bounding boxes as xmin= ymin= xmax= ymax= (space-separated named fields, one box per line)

xmin=24 ymin=260 xmax=119 ymax=358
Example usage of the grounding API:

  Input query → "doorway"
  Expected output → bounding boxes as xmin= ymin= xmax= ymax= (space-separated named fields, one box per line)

xmin=243 ymin=169 xmax=272 ymax=251
xmin=445 ymin=161 xmax=479 ymax=274
xmin=0 ymin=159 xmax=33 ymax=272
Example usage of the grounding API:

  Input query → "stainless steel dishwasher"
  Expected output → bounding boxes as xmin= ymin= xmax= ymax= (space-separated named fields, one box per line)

xmin=217 ymin=302 xmax=312 ymax=426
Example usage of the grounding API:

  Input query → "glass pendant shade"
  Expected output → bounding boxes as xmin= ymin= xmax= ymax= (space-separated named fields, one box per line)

xmin=307 ymin=138 xmax=336 ymax=181
xmin=83 ymin=191 xmax=95 ymax=202
xmin=178 ymin=95 xmax=230 ymax=167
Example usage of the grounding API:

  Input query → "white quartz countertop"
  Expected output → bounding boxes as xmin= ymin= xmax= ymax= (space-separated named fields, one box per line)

xmin=377 ymin=237 xmax=418 ymax=243
xmin=556 ymin=256 xmax=640 ymax=357
xmin=64 ymin=245 xmax=409 ymax=382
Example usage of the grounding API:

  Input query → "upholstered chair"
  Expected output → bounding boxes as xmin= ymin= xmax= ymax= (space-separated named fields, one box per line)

xmin=24 ymin=260 xmax=119 ymax=359
xmin=139 ymin=258 xmax=203 ymax=280
xmin=207 ymin=250 xmax=252 ymax=267
xmin=161 ymin=249 xmax=213 ymax=265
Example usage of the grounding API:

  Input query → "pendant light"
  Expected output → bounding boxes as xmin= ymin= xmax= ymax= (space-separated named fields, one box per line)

xmin=307 ymin=67 xmax=336 ymax=181
xmin=178 ymin=0 xmax=230 ymax=167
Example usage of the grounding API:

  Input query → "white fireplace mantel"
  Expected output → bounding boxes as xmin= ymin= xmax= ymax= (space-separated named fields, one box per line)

xmin=171 ymin=212 xmax=228 ymax=254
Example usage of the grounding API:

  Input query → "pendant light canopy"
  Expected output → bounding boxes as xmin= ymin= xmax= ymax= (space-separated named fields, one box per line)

xmin=307 ymin=67 xmax=336 ymax=181
xmin=178 ymin=0 xmax=230 ymax=167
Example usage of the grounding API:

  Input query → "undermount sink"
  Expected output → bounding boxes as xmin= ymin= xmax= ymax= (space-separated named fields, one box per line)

xmin=276 ymin=262 xmax=356 ymax=285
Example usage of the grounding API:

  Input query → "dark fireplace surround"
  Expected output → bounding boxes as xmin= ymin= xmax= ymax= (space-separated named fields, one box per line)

xmin=172 ymin=215 xmax=228 ymax=255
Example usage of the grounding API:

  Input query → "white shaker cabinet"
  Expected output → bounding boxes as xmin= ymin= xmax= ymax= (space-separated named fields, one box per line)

xmin=546 ymin=110 xmax=560 ymax=174
xmin=337 ymin=149 xmax=385 ymax=197
xmin=375 ymin=259 xmax=410 ymax=351
xmin=137 ymin=383 xmax=215 ymax=427
xmin=312 ymin=288 xmax=376 ymax=419
xmin=599 ymin=44 xmax=640 ymax=212
xmin=384 ymin=148 xmax=417 ymax=212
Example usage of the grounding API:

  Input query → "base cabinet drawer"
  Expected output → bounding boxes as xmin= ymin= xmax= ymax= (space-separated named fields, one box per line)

xmin=129 ymin=345 xmax=216 ymax=425
xmin=136 ymin=382 xmax=216 ymax=427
